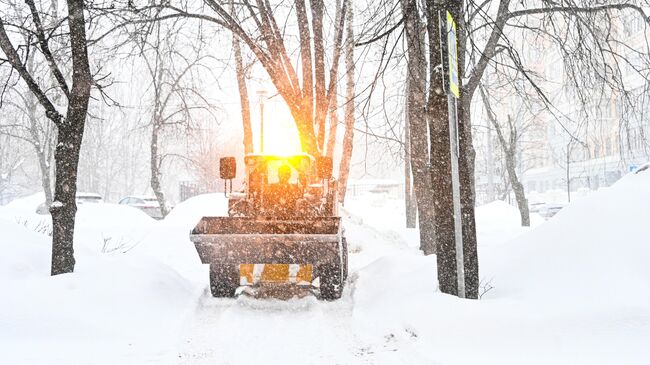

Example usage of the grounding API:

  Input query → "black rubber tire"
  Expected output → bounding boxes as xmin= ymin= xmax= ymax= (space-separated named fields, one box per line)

xmin=319 ymin=262 xmax=343 ymax=300
xmin=341 ymin=237 xmax=348 ymax=282
xmin=209 ymin=264 xmax=238 ymax=298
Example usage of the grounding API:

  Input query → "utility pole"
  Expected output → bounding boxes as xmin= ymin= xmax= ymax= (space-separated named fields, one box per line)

xmin=440 ymin=10 xmax=466 ymax=298
xmin=566 ymin=141 xmax=571 ymax=202
xmin=405 ymin=80 xmax=417 ymax=228
xmin=257 ymin=90 xmax=268 ymax=153
xmin=487 ymin=114 xmax=495 ymax=202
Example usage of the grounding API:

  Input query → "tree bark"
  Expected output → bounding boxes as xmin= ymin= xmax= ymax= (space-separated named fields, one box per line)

xmin=0 ymin=0 xmax=92 ymax=275
xmin=425 ymin=0 xmax=456 ymax=294
xmin=456 ymin=96 xmax=479 ymax=298
xmin=295 ymin=0 xmax=315 ymax=132
xmin=325 ymin=93 xmax=338 ymax=158
xmin=292 ymin=109 xmax=320 ymax=156
xmin=150 ymin=123 xmax=170 ymax=217
xmin=312 ymin=0 xmax=327 ymax=151
xmin=233 ymin=35 xmax=253 ymax=154
xmin=324 ymin=0 xmax=346 ymax=158
xmin=50 ymin=122 xmax=82 ymax=275
xmin=50 ymin=0 xmax=93 ymax=275
xmin=402 ymin=0 xmax=436 ymax=255
xmin=404 ymin=88 xmax=417 ymax=228
xmin=455 ymin=1 xmax=480 ymax=299
xmin=337 ymin=2 xmax=355 ymax=204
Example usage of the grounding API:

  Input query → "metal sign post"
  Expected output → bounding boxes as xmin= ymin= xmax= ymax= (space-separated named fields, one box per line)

xmin=257 ymin=90 xmax=268 ymax=153
xmin=441 ymin=10 xmax=465 ymax=298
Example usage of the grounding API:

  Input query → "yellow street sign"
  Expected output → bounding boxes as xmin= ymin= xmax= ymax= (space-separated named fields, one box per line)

xmin=447 ymin=11 xmax=459 ymax=98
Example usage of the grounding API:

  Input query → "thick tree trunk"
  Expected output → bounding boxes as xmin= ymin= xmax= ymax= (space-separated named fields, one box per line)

xmin=0 ymin=0 xmax=91 ymax=275
xmin=457 ymin=97 xmax=479 ymax=299
xmin=337 ymin=3 xmax=355 ymax=204
xmin=403 ymin=0 xmax=436 ymax=255
xmin=50 ymin=0 xmax=92 ymax=276
xmin=233 ymin=36 xmax=253 ymax=154
xmin=455 ymin=0 xmax=480 ymax=299
xmin=430 ymin=106 xmax=456 ymax=294
xmin=50 ymin=122 xmax=82 ymax=275
xmin=425 ymin=0 xmax=457 ymax=294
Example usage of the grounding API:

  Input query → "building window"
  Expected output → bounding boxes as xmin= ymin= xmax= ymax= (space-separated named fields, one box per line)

xmin=625 ymin=14 xmax=645 ymax=36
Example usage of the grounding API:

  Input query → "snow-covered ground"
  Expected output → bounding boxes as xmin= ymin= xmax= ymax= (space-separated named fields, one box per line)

xmin=1 ymin=169 xmax=649 ymax=364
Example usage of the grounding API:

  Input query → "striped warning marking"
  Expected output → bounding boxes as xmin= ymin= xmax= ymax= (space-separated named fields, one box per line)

xmin=239 ymin=264 xmax=313 ymax=285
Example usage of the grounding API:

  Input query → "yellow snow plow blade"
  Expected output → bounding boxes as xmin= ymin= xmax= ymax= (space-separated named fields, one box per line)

xmin=239 ymin=264 xmax=313 ymax=285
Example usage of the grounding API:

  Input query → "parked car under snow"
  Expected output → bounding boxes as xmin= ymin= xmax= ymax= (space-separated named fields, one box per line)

xmin=118 ymin=196 xmax=170 ymax=219
xmin=35 ymin=192 xmax=104 ymax=214
xmin=538 ymin=203 xmax=566 ymax=219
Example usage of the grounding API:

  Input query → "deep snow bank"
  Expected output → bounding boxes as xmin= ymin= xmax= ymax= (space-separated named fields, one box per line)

xmin=475 ymin=200 xmax=544 ymax=246
xmin=0 ymin=217 xmax=51 ymax=280
xmin=0 ymin=193 xmax=51 ymax=235
xmin=164 ymin=193 xmax=229 ymax=228
xmin=0 ymin=195 xmax=155 ymax=254
xmin=0 ymin=209 xmax=197 ymax=364
xmin=350 ymin=169 xmax=650 ymax=364
xmin=130 ymin=193 xmax=230 ymax=285
xmin=4 ymin=192 xmax=45 ymax=212
xmin=483 ymin=169 xmax=650 ymax=305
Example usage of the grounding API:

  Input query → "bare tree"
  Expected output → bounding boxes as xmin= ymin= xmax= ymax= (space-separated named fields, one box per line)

xmin=400 ymin=0 xmax=439 ymax=257
xmin=134 ymin=19 xmax=215 ymax=217
xmin=0 ymin=0 xmax=93 ymax=275
xmin=0 ymin=85 xmax=57 ymax=206
xmin=394 ymin=0 xmax=475 ymax=295
xmin=480 ymin=86 xmax=530 ymax=225
xmin=0 ymin=22 xmax=57 ymax=207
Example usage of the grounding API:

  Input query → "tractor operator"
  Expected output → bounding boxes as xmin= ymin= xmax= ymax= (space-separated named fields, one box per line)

xmin=266 ymin=164 xmax=302 ymax=217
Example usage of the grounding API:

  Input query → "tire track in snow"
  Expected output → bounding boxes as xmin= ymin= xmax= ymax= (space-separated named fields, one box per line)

xmin=176 ymin=285 xmax=368 ymax=365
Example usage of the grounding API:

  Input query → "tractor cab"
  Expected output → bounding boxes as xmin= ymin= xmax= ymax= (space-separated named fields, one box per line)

xmin=222 ymin=153 xmax=335 ymax=218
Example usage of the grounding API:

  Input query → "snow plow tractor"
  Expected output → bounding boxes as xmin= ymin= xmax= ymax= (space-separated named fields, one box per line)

xmin=190 ymin=154 xmax=347 ymax=300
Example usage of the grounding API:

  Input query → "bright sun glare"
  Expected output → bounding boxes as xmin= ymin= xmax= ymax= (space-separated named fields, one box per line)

xmin=258 ymin=119 xmax=303 ymax=156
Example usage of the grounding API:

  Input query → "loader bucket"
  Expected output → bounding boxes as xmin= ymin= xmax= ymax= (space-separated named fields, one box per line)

xmin=190 ymin=216 xmax=342 ymax=264
xmin=190 ymin=217 xmax=347 ymax=299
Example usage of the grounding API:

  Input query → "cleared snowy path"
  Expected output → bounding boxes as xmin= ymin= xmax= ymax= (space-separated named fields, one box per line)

xmin=177 ymin=289 xmax=367 ymax=364
xmin=175 ymin=200 xmax=428 ymax=365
